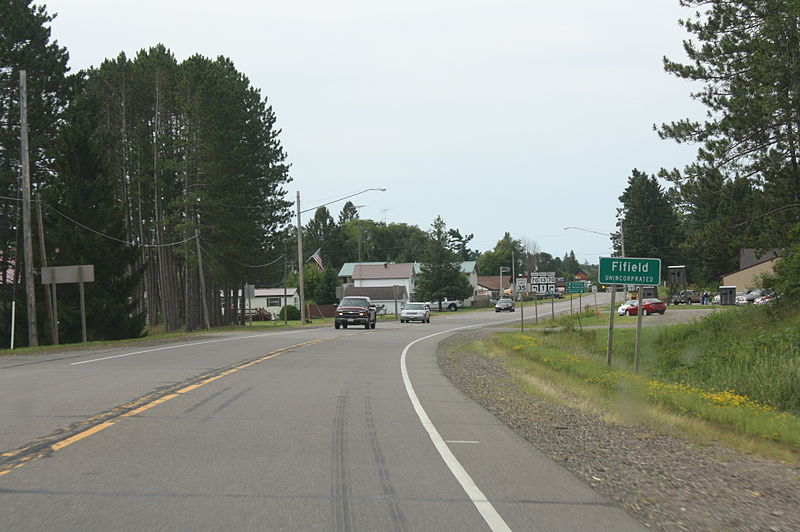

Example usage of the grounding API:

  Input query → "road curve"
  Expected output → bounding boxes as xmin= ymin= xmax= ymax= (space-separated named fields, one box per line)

xmin=1 ymin=295 xmax=644 ymax=530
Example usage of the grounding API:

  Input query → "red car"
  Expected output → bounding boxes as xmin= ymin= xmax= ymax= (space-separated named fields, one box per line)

xmin=630 ymin=298 xmax=666 ymax=316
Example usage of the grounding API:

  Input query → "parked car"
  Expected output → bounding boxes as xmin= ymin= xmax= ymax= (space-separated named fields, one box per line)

xmin=535 ymin=291 xmax=563 ymax=300
xmin=495 ymin=298 xmax=515 ymax=312
xmin=671 ymin=290 xmax=701 ymax=304
xmin=619 ymin=298 xmax=666 ymax=316
xmin=745 ymin=288 xmax=768 ymax=303
xmin=400 ymin=302 xmax=431 ymax=323
xmin=427 ymin=298 xmax=463 ymax=311
xmin=617 ymin=300 xmax=639 ymax=316
xmin=735 ymin=292 xmax=749 ymax=306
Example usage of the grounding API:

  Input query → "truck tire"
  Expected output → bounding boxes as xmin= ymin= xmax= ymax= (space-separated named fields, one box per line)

xmin=448 ymin=304 xmax=457 ymax=311
xmin=335 ymin=322 xmax=340 ymax=329
xmin=370 ymin=321 xmax=376 ymax=329
xmin=364 ymin=322 xmax=370 ymax=329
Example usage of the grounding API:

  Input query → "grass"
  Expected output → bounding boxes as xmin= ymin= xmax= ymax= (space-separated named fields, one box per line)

xmin=462 ymin=302 xmax=800 ymax=460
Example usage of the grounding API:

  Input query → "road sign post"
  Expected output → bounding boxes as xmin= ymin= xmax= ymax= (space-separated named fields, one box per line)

xmin=599 ymin=257 xmax=661 ymax=372
xmin=598 ymin=257 xmax=661 ymax=286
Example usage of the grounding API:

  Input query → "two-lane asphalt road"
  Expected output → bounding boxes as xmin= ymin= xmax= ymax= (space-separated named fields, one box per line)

xmin=1 ymin=295 xmax=643 ymax=530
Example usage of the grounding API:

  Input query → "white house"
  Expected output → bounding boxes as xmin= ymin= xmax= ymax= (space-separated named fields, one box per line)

xmin=352 ymin=263 xmax=417 ymax=300
xmin=237 ymin=287 xmax=299 ymax=317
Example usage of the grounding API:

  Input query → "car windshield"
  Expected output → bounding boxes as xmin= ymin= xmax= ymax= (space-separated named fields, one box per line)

xmin=624 ymin=300 xmax=638 ymax=306
xmin=498 ymin=299 xmax=511 ymax=303
xmin=644 ymin=298 xmax=661 ymax=304
xmin=340 ymin=297 xmax=368 ymax=307
xmin=405 ymin=303 xmax=424 ymax=310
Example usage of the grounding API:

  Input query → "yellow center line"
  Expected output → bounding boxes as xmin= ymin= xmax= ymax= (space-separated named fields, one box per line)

xmin=1 ymin=333 xmax=353 ymax=477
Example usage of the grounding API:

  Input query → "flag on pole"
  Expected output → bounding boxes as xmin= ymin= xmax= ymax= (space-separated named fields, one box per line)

xmin=310 ymin=248 xmax=323 ymax=271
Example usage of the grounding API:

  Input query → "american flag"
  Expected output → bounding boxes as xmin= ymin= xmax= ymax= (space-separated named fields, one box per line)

xmin=310 ymin=248 xmax=323 ymax=271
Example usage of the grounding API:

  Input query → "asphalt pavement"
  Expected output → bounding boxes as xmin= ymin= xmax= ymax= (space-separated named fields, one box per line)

xmin=1 ymin=294 xmax=645 ymax=531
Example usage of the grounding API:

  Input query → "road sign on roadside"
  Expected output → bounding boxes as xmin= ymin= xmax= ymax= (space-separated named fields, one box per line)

xmin=515 ymin=277 xmax=528 ymax=293
xmin=567 ymin=281 xmax=585 ymax=294
xmin=598 ymin=257 xmax=661 ymax=286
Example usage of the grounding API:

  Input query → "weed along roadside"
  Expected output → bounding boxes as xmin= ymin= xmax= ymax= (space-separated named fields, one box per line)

xmin=438 ymin=303 xmax=800 ymax=531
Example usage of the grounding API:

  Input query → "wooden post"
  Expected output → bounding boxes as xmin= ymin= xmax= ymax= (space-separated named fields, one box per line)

xmin=20 ymin=71 xmax=38 ymax=346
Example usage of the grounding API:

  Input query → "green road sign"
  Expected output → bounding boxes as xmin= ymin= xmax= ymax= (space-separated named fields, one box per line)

xmin=598 ymin=257 xmax=661 ymax=286
xmin=567 ymin=281 xmax=585 ymax=294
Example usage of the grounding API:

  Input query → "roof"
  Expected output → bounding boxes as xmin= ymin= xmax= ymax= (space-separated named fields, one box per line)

xmin=353 ymin=263 xmax=414 ymax=280
xmin=739 ymin=248 xmax=779 ymax=270
xmin=414 ymin=261 xmax=477 ymax=275
xmin=342 ymin=286 xmax=408 ymax=300
xmin=477 ymin=275 xmax=510 ymax=291
xmin=238 ymin=287 xmax=297 ymax=297
xmin=337 ymin=262 xmax=387 ymax=277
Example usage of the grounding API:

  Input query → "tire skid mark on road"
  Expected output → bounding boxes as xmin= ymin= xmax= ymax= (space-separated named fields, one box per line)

xmin=208 ymin=387 xmax=252 ymax=417
xmin=183 ymin=386 xmax=233 ymax=414
xmin=365 ymin=388 xmax=408 ymax=532
xmin=331 ymin=392 xmax=353 ymax=532
xmin=0 ymin=335 xmax=349 ymax=478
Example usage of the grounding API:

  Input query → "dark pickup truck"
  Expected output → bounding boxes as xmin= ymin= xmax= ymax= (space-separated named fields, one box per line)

xmin=334 ymin=296 xmax=377 ymax=329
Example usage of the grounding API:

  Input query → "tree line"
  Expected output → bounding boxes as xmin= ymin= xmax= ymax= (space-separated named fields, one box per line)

xmin=1 ymin=2 xmax=291 ymax=346
xmin=615 ymin=0 xmax=800 ymax=293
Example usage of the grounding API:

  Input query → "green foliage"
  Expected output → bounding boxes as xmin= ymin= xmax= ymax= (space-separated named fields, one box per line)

xmin=652 ymin=305 xmax=800 ymax=413
xmin=0 ymin=1 xmax=71 ymax=346
xmin=279 ymin=305 xmax=300 ymax=321
xmin=492 ymin=330 xmax=800 ymax=447
xmin=476 ymin=232 xmax=524 ymax=276
xmin=44 ymin=83 xmax=145 ymax=342
xmin=416 ymin=217 xmax=473 ymax=303
xmin=764 ymin=223 xmax=800 ymax=301
xmin=616 ymin=169 xmax=682 ymax=277
xmin=657 ymin=1 xmax=800 ymax=284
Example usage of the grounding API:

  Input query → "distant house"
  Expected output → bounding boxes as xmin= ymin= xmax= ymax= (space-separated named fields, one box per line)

xmin=721 ymin=249 xmax=779 ymax=291
xmin=342 ymin=285 xmax=409 ymax=315
xmin=337 ymin=262 xmax=388 ymax=284
xmin=574 ymin=269 xmax=590 ymax=281
xmin=237 ymin=287 xmax=299 ymax=316
xmin=477 ymin=275 xmax=511 ymax=298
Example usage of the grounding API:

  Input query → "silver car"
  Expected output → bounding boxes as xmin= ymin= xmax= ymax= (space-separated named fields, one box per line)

xmin=400 ymin=302 xmax=431 ymax=323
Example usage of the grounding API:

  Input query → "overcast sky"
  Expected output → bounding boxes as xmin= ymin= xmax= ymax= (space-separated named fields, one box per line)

xmin=43 ymin=0 xmax=703 ymax=263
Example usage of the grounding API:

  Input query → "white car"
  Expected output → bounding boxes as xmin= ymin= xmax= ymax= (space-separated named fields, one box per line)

xmin=400 ymin=302 xmax=431 ymax=323
xmin=617 ymin=300 xmax=639 ymax=316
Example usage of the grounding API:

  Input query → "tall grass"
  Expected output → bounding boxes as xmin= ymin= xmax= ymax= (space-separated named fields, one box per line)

xmin=651 ymin=304 xmax=800 ymax=414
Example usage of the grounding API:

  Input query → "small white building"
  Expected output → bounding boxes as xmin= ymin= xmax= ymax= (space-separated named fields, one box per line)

xmin=238 ymin=287 xmax=299 ymax=317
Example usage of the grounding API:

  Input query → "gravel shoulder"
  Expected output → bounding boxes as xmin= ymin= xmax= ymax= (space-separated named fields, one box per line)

xmin=438 ymin=329 xmax=800 ymax=531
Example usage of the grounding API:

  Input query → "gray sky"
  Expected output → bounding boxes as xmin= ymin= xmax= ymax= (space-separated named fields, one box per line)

xmin=44 ymin=0 xmax=702 ymax=263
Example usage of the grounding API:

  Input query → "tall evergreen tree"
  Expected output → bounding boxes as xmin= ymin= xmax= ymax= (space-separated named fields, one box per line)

xmin=0 ymin=0 xmax=70 ymax=346
xmin=659 ymin=0 xmax=800 ymax=254
xmin=416 ymin=217 xmax=472 ymax=309
xmin=615 ymin=169 xmax=682 ymax=279
xmin=44 ymin=80 xmax=145 ymax=342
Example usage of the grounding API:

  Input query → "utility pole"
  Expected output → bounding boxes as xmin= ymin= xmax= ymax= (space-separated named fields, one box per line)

xmin=20 ymin=70 xmax=38 ymax=346
xmin=296 ymin=191 xmax=306 ymax=324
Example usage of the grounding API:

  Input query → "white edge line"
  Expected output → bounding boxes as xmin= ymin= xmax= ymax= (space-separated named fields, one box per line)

xmin=401 ymin=323 xmax=513 ymax=532
xmin=70 ymin=330 xmax=305 ymax=365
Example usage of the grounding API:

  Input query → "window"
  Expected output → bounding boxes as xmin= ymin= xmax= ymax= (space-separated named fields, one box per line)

xmin=267 ymin=297 xmax=282 ymax=307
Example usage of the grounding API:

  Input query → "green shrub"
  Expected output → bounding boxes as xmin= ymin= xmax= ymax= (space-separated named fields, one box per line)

xmin=278 ymin=305 xmax=300 ymax=321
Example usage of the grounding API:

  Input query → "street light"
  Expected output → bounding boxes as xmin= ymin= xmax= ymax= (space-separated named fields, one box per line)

xmin=296 ymin=188 xmax=386 ymax=324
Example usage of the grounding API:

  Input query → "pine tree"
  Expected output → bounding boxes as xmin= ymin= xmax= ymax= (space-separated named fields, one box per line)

xmin=659 ymin=0 xmax=800 ymax=253
xmin=0 ymin=0 xmax=70 ymax=346
xmin=416 ymin=217 xmax=473 ymax=309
